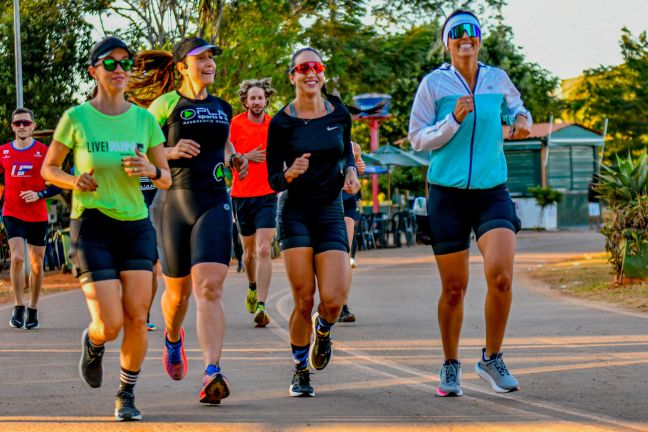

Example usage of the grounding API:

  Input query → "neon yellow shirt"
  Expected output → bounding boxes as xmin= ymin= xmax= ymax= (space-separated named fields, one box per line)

xmin=53 ymin=102 xmax=165 ymax=221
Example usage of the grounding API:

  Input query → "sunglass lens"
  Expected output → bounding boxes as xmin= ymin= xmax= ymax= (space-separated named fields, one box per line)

xmin=119 ymin=59 xmax=134 ymax=71
xmin=102 ymin=59 xmax=117 ymax=71
xmin=294 ymin=62 xmax=325 ymax=74
xmin=12 ymin=121 xmax=32 ymax=126
xmin=450 ymin=23 xmax=480 ymax=39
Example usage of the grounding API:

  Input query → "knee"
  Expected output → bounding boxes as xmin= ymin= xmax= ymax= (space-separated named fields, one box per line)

xmin=164 ymin=288 xmax=191 ymax=308
xmin=194 ymin=277 xmax=223 ymax=303
xmin=441 ymin=280 xmax=467 ymax=307
xmin=243 ymin=249 xmax=256 ymax=263
xmin=257 ymin=242 xmax=271 ymax=260
xmin=294 ymin=295 xmax=315 ymax=319
xmin=99 ymin=320 xmax=123 ymax=341
xmin=30 ymin=259 xmax=43 ymax=273
xmin=11 ymin=253 xmax=24 ymax=267
xmin=124 ymin=312 xmax=147 ymax=330
xmin=488 ymin=271 xmax=512 ymax=294
xmin=320 ymin=297 xmax=344 ymax=318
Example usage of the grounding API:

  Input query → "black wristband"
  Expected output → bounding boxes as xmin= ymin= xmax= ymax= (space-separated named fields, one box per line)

xmin=37 ymin=191 xmax=44 ymax=200
xmin=229 ymin=153 xmax=239 ymax=168
xmin=152 ymin=166 xmax=162 ymax=180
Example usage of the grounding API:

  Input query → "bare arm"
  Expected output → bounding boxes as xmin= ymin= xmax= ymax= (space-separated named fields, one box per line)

xmin=41 ymin=140 xmax=97 ymax=191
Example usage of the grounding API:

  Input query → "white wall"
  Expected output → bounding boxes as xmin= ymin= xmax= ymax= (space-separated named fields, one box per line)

xmin=512 ymin=198 xmax=558 ymax=230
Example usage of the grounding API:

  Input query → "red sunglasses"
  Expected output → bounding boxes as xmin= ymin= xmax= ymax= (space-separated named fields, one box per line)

xmin=291 ymin=61 xmax=326 ymax=75
xmin=12 ymin=120 xmax=33 ymax=127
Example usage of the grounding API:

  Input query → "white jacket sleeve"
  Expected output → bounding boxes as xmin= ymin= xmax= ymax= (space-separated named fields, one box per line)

xmin=408 ymin=75 xmax=461 ymax=152
xmin=500 ymin=70 xmax=533 ymax=128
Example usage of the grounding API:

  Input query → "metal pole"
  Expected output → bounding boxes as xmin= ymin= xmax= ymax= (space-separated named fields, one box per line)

xmin=13 ymin=0 xmax=23 ymax=108
xmin=598 ymin=118 xmax=609 ymax=173
xmin=370 ymin=119 xmax=380 ymax=213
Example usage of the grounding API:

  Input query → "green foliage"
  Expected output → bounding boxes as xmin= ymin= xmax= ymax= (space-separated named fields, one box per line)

xmin=528 ymin=185 xmax=563 ymax=208
xmin=0 ymin=0 xmax=99 ymax=142
xmin=596 ymin=150 xmax=648 ymax=278
xmin=568 ymin=28 xmax=648 ymax=159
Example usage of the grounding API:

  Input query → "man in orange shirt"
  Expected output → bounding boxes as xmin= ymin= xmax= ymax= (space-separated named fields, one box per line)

xmin=231 ymin=78 xmax=277 ymax=327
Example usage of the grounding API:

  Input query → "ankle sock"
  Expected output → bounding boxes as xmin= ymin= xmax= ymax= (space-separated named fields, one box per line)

xmin=291 ymin=344 xmax=309 ymax=370
xmin=206 ymin=363 xmax=221 ymax=375
xmin=119 ymin=367 xmax=140 ymax=392
xmin=316 ymin=315 xmax=334 ymax=335
xmin=249 ymin=282 xmax=257 ymax=291
xmin=443 ymin=359 xmax=460 ymax=366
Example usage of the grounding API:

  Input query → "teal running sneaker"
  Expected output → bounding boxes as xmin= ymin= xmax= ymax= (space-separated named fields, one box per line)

xmin=475 ymin=349 xmax=519 ymax=393
xmin=436 ymin=361 xmax=463 ymax=397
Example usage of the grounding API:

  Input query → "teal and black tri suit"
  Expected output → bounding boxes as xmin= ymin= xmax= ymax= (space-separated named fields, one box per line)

xmin=148 ymin=90 xmax=233 ymax=277
xmin=408 ymin=62 xmax=531 ymax=254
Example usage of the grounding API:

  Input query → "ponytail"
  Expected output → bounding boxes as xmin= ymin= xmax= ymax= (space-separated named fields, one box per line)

xmin=127 ymin=50 xmax=177 ymax=108
xmin=290 ymin=47 xmax=385 ymax=116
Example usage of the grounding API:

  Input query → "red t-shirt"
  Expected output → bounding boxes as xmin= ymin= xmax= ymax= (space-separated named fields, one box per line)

xmin=230 ymin=112 xmax=275 ymax=198
xmin=0 ymin=140 xmax=49 ymax=222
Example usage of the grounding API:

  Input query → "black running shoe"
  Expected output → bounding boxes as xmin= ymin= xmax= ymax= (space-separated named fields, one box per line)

xmin=289 ymin=368 xmax=314 ymax=397
xmin=79 ymin=328 xmax=104 ymax=388
xmin=337 ymin=305 xmax=356 ymax=323
xmin=115 ymin=390 xmax=142 ymax=421
xmin=24 ymin=308 xmax=39 ymax=330
xmin=9 ymin=305 xmax=25 ymax=328
xmin=309 ymin=312 xmax=332 ymax=371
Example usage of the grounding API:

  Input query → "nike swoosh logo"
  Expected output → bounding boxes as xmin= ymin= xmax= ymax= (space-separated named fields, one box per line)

xmin=327 ymin=126 xmax=339 ymax=131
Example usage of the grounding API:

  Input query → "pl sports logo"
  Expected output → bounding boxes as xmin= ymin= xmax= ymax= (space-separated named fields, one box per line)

xmin=11 ymin=163 xmax=33 ymax=177
xmin=180 ymin=107 xmax=228 ymax=124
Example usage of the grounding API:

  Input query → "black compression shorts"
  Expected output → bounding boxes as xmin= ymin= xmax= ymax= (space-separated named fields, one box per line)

xmin=426 ymin=183 xmax=521 ymax=255
xmin=277 ymin=192 xmax=348 ymax=254
xmin=2 ymin=216 xmax=48 ymax=247
xmin=342 ymin=196 xmax=359 ymax=220
xmin=153 ymin=189 xmax=232 ymax=277
xmin=69 ymin=209 xmax=156 ymax=284
xmin=232 ymin=193 xmax=277 ymax=237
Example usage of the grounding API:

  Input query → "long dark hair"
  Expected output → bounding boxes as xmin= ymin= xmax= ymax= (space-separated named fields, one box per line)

xmin=127 ymin=50 xmax=177 ymax=108
xmin=290 ymin=47 xmax=384 ymax=115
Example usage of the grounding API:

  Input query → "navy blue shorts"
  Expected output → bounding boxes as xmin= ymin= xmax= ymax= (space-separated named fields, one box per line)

xmin=153 ymin=189 xmax=232 ymax=278
xmin=232 ymin=193 xmax=277 ymax=237
xmin=277 ymin=193 xmax=348 ymax=254
xmin=70 ymin=209 xmax=156 ymax=284
xmin=2 ymin=216 xmax=48 ymax=247
xmin=342 ymin=196 xmax=359 ymax=220
xmin=427 ymin=184 xmax=521 ymax=255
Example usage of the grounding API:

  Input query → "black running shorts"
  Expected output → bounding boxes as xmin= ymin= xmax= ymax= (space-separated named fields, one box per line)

xmin=69 ymin=209 xmax=156 ymax=284
xmin=277 ymin=192 xmax=348 ymax=254
xmin=232 ymin=193 xmax=277 ymax=237
xmin=153 ymin=189 xmax=232 ymax=278
xmin=2 ymin=216 xmax=48 ymax=247
xmin=427 ymin=183 xmax=521 ymax=255
xmin=342 ymin=196 xmax=359 ymax=220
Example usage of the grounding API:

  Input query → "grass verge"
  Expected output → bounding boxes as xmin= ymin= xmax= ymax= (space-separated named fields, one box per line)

xmin=528 ymin=252 xmax=648 ymax=313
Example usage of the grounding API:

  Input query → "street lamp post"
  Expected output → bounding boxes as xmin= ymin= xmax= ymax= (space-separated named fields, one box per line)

xmin=14 ymin=0 xmax=23 ymax=108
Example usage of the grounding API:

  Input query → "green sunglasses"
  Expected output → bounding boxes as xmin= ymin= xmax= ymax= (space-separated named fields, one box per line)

xmin=448 ymin=23 xmax=481 ymax=39
xmin=97 ymin=58 xmax=134 ymax=72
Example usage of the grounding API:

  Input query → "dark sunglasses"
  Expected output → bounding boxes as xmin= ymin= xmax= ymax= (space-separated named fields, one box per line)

xmin=12 ymin=120 xmax=33 ymax=127
xmin=97 ymin=58 xmax=134 ymax=72
xmin=291 ymin=61 xmax=326 ymax=75
xmin=448 ymin=23 xmax=481 ymax=39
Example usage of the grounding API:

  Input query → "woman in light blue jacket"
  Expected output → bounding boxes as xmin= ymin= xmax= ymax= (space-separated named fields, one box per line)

xmin=408 ymin=9 xmax=531 ymax=397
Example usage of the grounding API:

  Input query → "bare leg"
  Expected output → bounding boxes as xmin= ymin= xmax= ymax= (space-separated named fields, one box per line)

xmin=283 ymin=248 xmax=316 ymax=346
xmin=435 ymin=250 xmax=470 ymax=360
xmin=477 ymin=228 xmax=516 ymax=356
xmin=192 ymin=262 xmax=228 ymax=366
xmin=120 ymin=270 xmax=153 ymax=371
xmin=26 ymin=245 xmax=45 ymax=308
xmin=254 ymin=228 xmax=275 ymax=303
xmin=8 ymin=237 xmax=25 ymax=306
xmin=314 ymin=250 xmax=349 ymax=323
xmin=241 ymin=233 xmax=257 ymax=285
xmin=81 ymin=280 xmax=124 ymax=346
xmin=161 ymin=274 xmax=192 ymax=342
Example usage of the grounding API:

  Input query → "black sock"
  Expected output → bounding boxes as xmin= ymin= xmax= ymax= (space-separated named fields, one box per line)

xmin=86 ymin=333 xmax=104 ymax=355
xmin=249 ymin=282 xmax=257 ymax=291
xmin=443 ymin=359 xmax=460 ymax=366
xmin=257 ymin=301 xmax=265 ymax=308
xmin=119 ymin=367 xmax=140 ymax=393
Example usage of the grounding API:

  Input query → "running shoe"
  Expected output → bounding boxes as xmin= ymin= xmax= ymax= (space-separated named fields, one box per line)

xmin=337 ymin=305 xmax=356 ymax=323
xmin=9 ymin=305 xmax=25 ymax=328
xmin=475 ymin=349 xmax=519 ymax=393
xmin=436 ymin=362 xmax=463 ymax=397
xmin=79 ymin=328 xmax=104 ymax=388
xmin=199 ymin=371 xmax=231 ymax=404
xmin=309 ymin=312 xmax=332 ymax=371
xmin=245 ymin=288 xmax=258 ymax=314
xmin=289 ymin=368 xmax=315 ymax=397
xmin=237 ymin=261 xmax=244 ymax=273
xmin=162 ymin=328 xmax=188 ymax=381
xmin=349 ymin=257 xmax=357 ymax=268
xmin=146 ymin=322 xmax=157 ymax=331
xmin=254 ymin=306 xmax=270 ymax=327
xmin=24 ymin=308 xmax=39 ymax=330
xmin=115 ymin=389 xmax=142 ymax=421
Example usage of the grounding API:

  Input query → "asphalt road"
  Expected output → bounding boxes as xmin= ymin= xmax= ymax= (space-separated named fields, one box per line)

xmin=1 ymin=231 xmax=647 ymax=432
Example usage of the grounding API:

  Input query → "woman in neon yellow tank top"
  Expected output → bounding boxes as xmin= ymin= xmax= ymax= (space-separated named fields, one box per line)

xmin=42 ymin=36 xmax=171 ymax=421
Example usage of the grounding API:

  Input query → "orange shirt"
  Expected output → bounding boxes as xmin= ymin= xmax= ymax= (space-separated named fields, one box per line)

xmin=230 ymin=112 xmax=275 ymax=198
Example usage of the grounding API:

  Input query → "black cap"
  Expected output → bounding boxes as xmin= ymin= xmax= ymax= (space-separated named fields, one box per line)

xmin=172 ymin=37 xmax=222 ymax=63
xmin=88 ymin=36 xmax=133 ymax=66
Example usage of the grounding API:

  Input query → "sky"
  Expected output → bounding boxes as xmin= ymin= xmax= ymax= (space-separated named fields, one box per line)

xmin=501 ymin=0 xmax=648 ymax=79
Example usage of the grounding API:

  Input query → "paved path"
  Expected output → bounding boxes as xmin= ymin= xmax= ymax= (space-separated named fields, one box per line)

xmin=1 ymin=231 xmax=647 ymax=431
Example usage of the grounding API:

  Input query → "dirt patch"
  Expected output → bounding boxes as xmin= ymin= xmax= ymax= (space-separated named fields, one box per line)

xmin=528 ymin=252 xmax=648 ymax=313
xmin=0 ymin=271 xmax=80 ymax=305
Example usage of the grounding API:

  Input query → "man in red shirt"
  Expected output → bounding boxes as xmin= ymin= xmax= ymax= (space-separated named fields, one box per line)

xmin=231 ymin=78 xmax=277 ymax=327
xmin=2 ymin=108 xmax=60 ymax=330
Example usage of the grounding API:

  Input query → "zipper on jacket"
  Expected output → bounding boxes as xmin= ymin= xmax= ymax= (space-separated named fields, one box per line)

xmin=454 ymin=66 xmax=480 ymax=189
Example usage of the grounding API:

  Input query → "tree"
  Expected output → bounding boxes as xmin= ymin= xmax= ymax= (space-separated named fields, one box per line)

xmin=0 ymin=0 xmax=100 ymax=142
xmin=567 ymin=28 xmax=648 ymax=159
